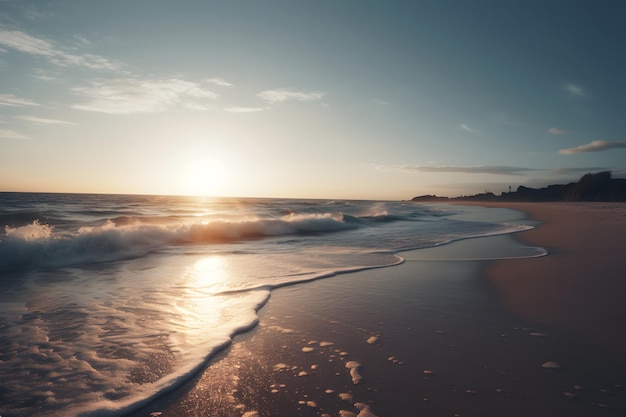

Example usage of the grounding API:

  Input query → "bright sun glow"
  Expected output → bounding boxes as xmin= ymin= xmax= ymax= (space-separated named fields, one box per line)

xmin=184 ymin=158 xmax=230 ymax=196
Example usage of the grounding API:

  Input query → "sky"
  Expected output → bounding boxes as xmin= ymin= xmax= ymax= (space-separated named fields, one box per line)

xmin=0 ymin=0 xmax=625 ymax=200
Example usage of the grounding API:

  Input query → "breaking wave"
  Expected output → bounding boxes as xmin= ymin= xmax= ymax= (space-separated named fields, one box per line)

xmin=0 ymin=211 xmax=391 ymax=271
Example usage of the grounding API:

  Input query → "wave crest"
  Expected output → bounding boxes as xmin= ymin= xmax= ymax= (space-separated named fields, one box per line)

xmin=5 ymin=220 xmax=53 ymax=241
xmin=0 ymin=212 xmax=361 ymax=271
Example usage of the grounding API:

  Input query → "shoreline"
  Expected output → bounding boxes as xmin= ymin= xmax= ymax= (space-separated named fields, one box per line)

xmin=128 ymin=202 xmax=626 ymax=417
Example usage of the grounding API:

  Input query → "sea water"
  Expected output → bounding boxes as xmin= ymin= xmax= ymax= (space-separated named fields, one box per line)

xmin=0 ymin=193 xmax=540 ymax=416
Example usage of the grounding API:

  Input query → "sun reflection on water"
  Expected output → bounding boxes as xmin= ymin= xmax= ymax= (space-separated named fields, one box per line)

xmin=174 ymin=255 xmax=232 ymax=336
xmin=189 ymin=255 xmax=230 ymax=292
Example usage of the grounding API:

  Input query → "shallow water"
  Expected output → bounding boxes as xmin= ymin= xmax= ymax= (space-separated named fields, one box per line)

xmin=0 ymin=193 xmax=537 ymax=416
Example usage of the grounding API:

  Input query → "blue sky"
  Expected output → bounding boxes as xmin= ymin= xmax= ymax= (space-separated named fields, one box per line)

xmin=1 ymin=1 xmax=624 ymax=199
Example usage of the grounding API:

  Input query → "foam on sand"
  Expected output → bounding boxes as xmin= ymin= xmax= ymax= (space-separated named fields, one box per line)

xmin=345 ymin=361 xmax=363 ymax=384
xmin=366 ymin=336 xmax=379 ymax=344
xmin=355 ymin=402 xmax=379 ymax=417
xmin=273 ymin=363 xmax=290 ymax=371
xmin=541 ymin=361 xmax=562 ymax=371
xmin=339 ymin=393 xmax=353 ymax=401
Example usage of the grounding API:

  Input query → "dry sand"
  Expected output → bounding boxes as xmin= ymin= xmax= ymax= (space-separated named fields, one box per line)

xmin=130 ymin=202 xmax=626 ymax=417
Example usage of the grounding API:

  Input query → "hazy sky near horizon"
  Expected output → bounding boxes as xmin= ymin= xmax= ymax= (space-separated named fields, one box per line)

xmin=1 ymin=1 xmax=624 ymax=199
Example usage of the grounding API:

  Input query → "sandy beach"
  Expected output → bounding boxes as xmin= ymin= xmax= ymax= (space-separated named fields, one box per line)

xmin=130 ymin=202 xmax=626 ymax=417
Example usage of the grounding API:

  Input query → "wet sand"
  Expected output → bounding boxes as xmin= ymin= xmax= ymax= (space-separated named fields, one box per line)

xmin=466 ymin=202 xmax=626 ymax=357
xmin=129 ymin=203 xmax=626 ymax=417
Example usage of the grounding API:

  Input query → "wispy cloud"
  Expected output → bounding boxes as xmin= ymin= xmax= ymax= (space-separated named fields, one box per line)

xmin=378 ymin=164 xmax=533 ymax=176
xmin=23 ymin=4 xmax=55 ymax=21
xmin=548 ymin=127 xmax=567 ymax=135
xmin=0 ymin=94 xmax=39 ymax=107
xmin=71 ymin=78 xmax=219 ymax=114
xmin=0 ymin=27 xmax=124 ymax=72
xmin=182 ymin=102 xmax=211 ymax=111
xmin=31 ymin=69 xmax=56 ymax=81
xmin=0 ymin=28 xmax=56 ymax=55
xmin=549 ymin=167 xmax=608 ymax=175
xmin=14 ymin=115 xmax=76 ymax=125
xmin=460 ymin=123 xmax=479 ymax=133
xmin=224 ymin=106 xmax=264 ymax=113
xmin=72 ymin=34 xmax=92 ymax=47
xmin=371 ymin=98 xmax=389 ymax=106
xmin=566 ymin=83 xmax=585 ymax=97
xmin=33 ymin=75 xmax=56 ymax=81
xmin=0 ymin=129 xmax=29 ymax=139
xmin=258 ymin=89 xmax=326 ymax=104
xmin=206 ymin=77 xmax=234 ymax=87
xmin=559 ymin=140 xmax=626 ymax=155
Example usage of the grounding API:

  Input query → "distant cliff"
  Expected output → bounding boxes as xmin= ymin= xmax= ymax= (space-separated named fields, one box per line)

xmin=412 ymin=172 xmax=626 ymax=202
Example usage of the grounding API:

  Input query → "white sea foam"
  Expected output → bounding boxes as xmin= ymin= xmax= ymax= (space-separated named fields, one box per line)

xmin=345 ymin=361 xmax=363 ymax=384
xmin=5 ymin=219 xmax=53 ymax=240
xmin=339 ymin=393 xmax=353 ymax=402
xmin=542 ymin=361 xmax=562 ymax=371
xmin=355 ymin=403 xmax=378 ymax=417
xmin=366 ymin=336 xmax=379 ymax=344
xmin=273 ymin=363 xmax=290 ymax=371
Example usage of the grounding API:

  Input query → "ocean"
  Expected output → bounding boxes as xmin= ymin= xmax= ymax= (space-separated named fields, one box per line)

xmin=0 ymin=193 xmax=540 ymax=416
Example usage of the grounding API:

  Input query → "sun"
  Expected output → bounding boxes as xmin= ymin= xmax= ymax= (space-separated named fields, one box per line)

xmin=184 ymin=158 xmax=230 ymax=196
